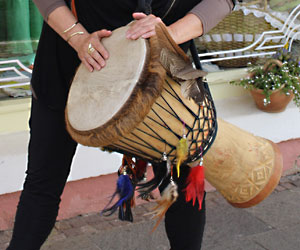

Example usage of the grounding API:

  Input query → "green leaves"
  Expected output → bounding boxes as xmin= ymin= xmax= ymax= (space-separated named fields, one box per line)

xmin=230 ymin=50 xmax=300 ymax=108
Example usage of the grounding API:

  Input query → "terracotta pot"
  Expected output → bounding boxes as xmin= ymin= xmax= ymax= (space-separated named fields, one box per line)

xmin=248 ymin=59 xmax=294 ymax=113
xmin=250 ymin=87 xmax=294 ymax=113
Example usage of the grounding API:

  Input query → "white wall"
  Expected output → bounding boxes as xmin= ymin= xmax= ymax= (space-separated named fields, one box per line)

xmin=0 ymin=131 xmax=122 ymax=195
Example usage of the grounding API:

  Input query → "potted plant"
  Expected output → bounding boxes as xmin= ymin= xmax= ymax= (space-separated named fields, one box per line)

xmin=230 ymin=49 xmax=300 ymax=112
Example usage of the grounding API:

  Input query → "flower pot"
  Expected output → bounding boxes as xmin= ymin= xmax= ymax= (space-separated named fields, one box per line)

xmin=250 ymin=87 xmax=294 ymax=113
xmin=248 ymin=59 xmax=295 ymax=113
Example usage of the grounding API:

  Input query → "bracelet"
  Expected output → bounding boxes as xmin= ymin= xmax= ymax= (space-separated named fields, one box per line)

xmin=67 ymin=31 xmax=85 ymax=42
xmin=63 ymin=21 xmax=79 ymax=34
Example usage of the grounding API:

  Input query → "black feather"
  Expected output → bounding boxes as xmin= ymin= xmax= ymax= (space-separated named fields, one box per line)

xmin=137 ymin=160 xmax=171 ymax=199
xmin=119 ymin=199 xmax=133 ymax=222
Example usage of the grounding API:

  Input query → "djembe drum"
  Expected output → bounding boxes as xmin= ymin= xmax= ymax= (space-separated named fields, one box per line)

xmin=66 ymin=23 xmax=217 ymax=164
xmin=65 ymin=23 xmax=282 ymax=208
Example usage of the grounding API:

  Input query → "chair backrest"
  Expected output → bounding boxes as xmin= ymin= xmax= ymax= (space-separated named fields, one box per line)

xmin=197 ymin=3 xmax=300 ymax=66
xmin=0 ymin=59 xmax=32 ymax=89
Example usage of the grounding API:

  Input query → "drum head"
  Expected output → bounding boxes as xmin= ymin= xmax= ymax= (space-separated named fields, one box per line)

xmin=67 ymin=26 xmax=148 ymax=131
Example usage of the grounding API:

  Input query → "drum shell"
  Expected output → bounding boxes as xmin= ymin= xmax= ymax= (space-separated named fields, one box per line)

xmin=204 ymin=119 xmax=283 ymax=207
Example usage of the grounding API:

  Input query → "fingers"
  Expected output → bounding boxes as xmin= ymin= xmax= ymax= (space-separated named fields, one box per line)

xmin=132 ymin=12 xmax=147 ymax=20
xmin=87 ymin=52 xmax=103 ymax=71
xmin=80 ymin=29 xmax=112 ymax=72
xmin=82 ymin=58 xmax=93 ymax=72
xmin=95 ymin=30 xmax=112 ymax=60
xmin=139 ymin=30 xmax=156 ymax=39
xmin=126 ymin=13 xmax=162 ymax=40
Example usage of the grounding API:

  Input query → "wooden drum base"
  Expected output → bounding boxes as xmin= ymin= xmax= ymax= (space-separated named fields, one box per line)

xmin=204 ymin=119 xmax=283 ymax=208
xmin=229 ymin=141 xmax=282 ymax=208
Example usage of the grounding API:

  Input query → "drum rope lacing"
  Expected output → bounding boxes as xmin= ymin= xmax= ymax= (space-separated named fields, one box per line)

xmin=108 ymin=78 xmax=217 ymax=165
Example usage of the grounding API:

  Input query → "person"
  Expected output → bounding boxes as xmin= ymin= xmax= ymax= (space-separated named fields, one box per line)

xmin=7 ymin=0 xmax=235 ymax=249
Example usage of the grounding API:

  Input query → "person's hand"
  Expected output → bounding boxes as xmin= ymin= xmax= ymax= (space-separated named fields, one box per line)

xmin=126 ymin=12 xmax=163 ymax=40
xmin=69 ymin=29 xmax=112 ymax=72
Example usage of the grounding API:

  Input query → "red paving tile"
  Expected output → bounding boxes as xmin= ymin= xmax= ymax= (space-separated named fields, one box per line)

xmin=278 ymin=138 xmax=300 ymax=174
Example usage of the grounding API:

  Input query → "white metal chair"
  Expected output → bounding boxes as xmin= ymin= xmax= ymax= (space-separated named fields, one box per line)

xmin=198 ymin=4 xmax=300 ymax=64
xmin=0 ymin=59 xmax=32 ymax=88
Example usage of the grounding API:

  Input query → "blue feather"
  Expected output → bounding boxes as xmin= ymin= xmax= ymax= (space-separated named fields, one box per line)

xmin=101 ymin=174 xmax=134 ymax=219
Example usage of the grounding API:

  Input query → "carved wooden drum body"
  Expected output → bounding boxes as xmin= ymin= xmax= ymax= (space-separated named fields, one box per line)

xmin=66 ymin=23 xmax=282 ymax=208
xmin=204 ymin=119 xmax=282 ymax=207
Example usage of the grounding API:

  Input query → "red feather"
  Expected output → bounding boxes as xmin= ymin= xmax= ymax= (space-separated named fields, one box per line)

xmin=135 ymin=159 xmax=148 ymax=180
xmin=184 ymin=165 xmax=205 ymax=210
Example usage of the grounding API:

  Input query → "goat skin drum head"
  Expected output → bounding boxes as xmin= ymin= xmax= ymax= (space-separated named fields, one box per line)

xmin=67 ymin=26 xmax=147 ymax=131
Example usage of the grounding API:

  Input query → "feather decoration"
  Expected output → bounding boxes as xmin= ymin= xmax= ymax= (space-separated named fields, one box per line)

xmin=135 ymin=159 xmax=148 ymax=182
xmin=180 ymin=78 xmax=206 ymax=105
xmin=160 ymin=48 xmax=207 ymax=104
xmin=160 ymin=48 xmax=207 ymax=79
xmin=119 ymin=199 xmax=133 ymax=222
xmin=137 ymin=156 xmax=171 ymax=199
xmin=174 ymin=65 xmax=207 ymax=80
xmin=176 ymin=135 xmax=188 ymax=178
xmin=139 ymin=191 xmax=155 ymax=201
xmin=151 ymin=180 xmax=178 ymax=232
xmin=101 ymin=174 xmax=134 ymax=219
xmin=184 ymin=164 xmax=205 ymax=210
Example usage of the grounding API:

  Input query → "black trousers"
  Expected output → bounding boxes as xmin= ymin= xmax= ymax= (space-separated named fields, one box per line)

xmin=7 ymin=98 xmax=205 ymax=250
